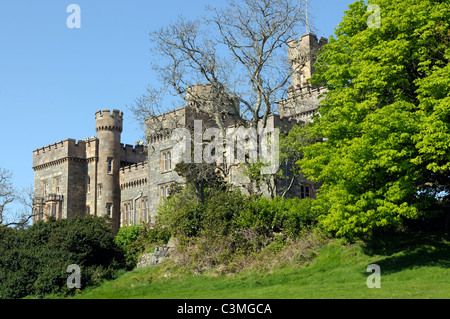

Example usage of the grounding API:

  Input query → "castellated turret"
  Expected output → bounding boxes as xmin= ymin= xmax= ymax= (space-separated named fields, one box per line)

xmin=95 ymin=109 xmax=123 ymax=233
xmin=287 ymin=33 xmax=328 ymax=88
xmin=278 ymin=33 xmax=328 ymax=122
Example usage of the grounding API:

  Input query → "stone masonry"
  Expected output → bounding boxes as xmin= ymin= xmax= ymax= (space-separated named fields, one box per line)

xmin=32 ymin=33 xmax=327 ymax=233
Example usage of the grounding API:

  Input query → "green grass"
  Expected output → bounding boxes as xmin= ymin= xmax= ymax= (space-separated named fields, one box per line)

xmin=66 ymin=232 xmax=449 ymax=299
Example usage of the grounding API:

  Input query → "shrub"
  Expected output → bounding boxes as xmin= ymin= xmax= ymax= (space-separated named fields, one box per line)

xmin=115 ymin=225 xmax=142 ymax=247
xmin=0 ymin=216 xmax=125 ymax=299
xmin=156 ymin=188 xmax=320 ymax=273
xmin=237 ymin=196 xmax=317 ymax=238
xmin=158 ymin=186 xmax=205 ymax=237
xmin=115 ymin=222 xmax=172 ymax=269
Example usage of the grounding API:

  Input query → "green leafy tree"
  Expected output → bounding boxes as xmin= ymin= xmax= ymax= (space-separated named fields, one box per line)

xmin=299 ymin=0 xmax=450 ymax=238
xmin=278 ymin=124 xmax=318 ymax=198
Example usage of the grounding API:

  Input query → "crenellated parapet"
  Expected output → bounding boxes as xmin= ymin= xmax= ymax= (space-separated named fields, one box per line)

xmin=287 ymin=33 xmax=328 ymax=88
xmin=121 ymin=143 xmax=148 ymax=164
xmin=145 ymin=107 xmax=189 ymax=143
xmin=186 ymin=83 xmax=239 ymax=115
xmin=32 ymin=138 xmax=98 ymax=171
xmin=119 ymin=161 xmax=148 ymax=190
xmin=95 ymin=109 xmax=123 ymax=133
xmin=277 ymin=33 xmax=328 ymax=121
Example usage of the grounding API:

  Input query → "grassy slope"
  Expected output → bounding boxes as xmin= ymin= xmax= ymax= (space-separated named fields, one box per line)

xmin=70 ymin=233 xmax=450 ymax=299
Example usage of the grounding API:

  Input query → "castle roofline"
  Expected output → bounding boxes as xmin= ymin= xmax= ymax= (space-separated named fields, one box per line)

xmin=32 ymin=138 xmax=98 ymax=154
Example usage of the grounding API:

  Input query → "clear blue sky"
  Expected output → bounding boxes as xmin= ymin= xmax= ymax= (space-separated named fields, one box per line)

xmin=0 ymin=0 xmax=355 ymax=214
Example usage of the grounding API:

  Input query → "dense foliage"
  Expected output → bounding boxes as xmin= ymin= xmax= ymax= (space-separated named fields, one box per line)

xmin=158 ymin=186 xmax=316 ymax=238
xmin=114 ymin=224 xmax=171 ymax=269
xmin=0 ymin=216 xmax=125 ymax=299
xmin=298 ymin=0 xmax=450 ymax=238
xmin=155 ymin=186 xmax=318 ymax=269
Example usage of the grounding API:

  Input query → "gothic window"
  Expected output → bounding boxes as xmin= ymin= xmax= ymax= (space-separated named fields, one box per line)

xmin=300 ymin=185 xmax=311 ymax=199
xmin=161 ymin=150 xmax=172 ymax=172
xmin=159 ymin=183 xmax=171 ymax=201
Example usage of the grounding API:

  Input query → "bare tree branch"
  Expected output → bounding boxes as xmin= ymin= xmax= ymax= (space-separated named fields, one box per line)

xmin=0 ymin=168 xmax=36 ymax=228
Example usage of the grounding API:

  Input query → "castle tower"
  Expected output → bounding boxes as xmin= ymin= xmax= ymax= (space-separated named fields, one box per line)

xmin=287 ymin=33 xmax=328 ymax=88
xmin=277 ymin=33 xmax=328 ymax=121
xmin=95 ymin=109 xmax=123 ymax=233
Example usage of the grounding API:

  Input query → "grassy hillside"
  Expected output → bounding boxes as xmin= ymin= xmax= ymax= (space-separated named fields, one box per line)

xmin=66 ymin=232 xmax=449 ymax=299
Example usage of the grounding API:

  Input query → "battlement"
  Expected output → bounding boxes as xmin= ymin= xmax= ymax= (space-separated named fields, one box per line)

xmin=145 ymin=107 xmax=189 ymax=141
xmin=277 ymin=84 xmax=326 ymax=119
xmin=287 ymin=33 xmax=328 ymax=88
xmin=186 ymin=83 xmax=215 ymax=102
xmin=121 ymin=143 xmax=146 ymax=153
xmin=287 ymin=33 xmax=328 ymax=62
xmin=95 ymin=109 xmax=123 ymax=119
xmin=186 ymin=83 xmax=239 ymax=115
xmin=32 ymin=138 xmax=97 ymax=170
xmin=119 ymin=161 xmax=148 ymax=173
xmin=119 ymin=161 xmax=149 ymax=190
xmin=95 ymin=109 xmax=123 ymax=133
xmin=120 ymin=143 xmax=148 ymax=164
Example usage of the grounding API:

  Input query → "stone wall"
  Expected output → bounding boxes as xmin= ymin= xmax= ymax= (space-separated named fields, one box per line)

xmin=66 ymin=159 xmax=88 ymax=218
xmin=120 ymin=162 xmax=149 ymax=226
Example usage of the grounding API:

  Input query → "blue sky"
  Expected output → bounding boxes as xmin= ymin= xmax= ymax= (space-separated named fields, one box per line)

xmin=0 ymin=0 xmax=354 ymax=213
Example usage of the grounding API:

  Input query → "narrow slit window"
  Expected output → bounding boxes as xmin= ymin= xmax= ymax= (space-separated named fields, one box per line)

xmin=107 ymin=158 xmax=113 ymax=173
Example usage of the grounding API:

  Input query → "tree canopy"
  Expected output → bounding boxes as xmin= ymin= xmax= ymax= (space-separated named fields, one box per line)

xmin=300 ymin=0 xmax=450 ymax=237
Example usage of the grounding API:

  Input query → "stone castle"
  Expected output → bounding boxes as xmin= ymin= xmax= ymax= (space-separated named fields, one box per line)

xmin=32 ymin=33 xmax=327 ymax=233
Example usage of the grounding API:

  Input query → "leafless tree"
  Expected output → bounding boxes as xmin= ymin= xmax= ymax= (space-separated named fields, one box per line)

xmin=129 ymin=0 xmax=313 ymax=194
xmin=0 ymin=168 xmax=15 ymax=226
xmin=130 ymin=0 xmax=309 ymax=136
xmin=0 ymin=168 xmax=35 ymax=229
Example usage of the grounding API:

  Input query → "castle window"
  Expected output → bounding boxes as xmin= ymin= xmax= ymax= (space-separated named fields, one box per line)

xmin=159 ymin=183 xmax=171 ymax=201
xmin=144 ymin=199 xmax=148 ymax=222
xmin=107 ymin=158 xmax=113 ymax=173
xmin=300 ymin=185 xmax=311 ymax=199
xmin=87 ymin=176 xmax=91 ymax=193
xmin=55 ymin=178 xmax=61 ymax=194
xmin=106 ymin=203 xmax=112 ymax=217
xmin=123 ymin=203 xmax=128 ymax=226
xmin=53 ymin=204 xmax=57 ymax=217
xmin=44 ymin=182 xmax=49 ymax=196
xmin=161 ymin=150 xmax=172 ymax=172
xmin=98 ymin=184 xmax=102 ymax=197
